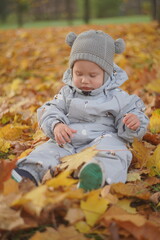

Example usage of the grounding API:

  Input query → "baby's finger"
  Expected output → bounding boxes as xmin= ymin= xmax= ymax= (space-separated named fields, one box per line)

xmin=65 ymin=127 xmax=77 ymax=137
xmin=126 ymin=120 xmax=140 ymax=130
xmin=61 ymin=130 xmax=71 ymax=142
xmin=56 ymin=134 xmax=66 ymax=145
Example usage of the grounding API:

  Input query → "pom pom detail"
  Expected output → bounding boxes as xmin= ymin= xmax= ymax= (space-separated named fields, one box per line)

xmin=65 ymin=32 xmax=77 ymax=47
xmin=114 ymin=38 xmax=125 ymax=54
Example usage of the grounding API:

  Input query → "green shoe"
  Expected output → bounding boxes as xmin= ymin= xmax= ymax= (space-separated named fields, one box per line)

xmin=78 ymin=162 xmax=104 ymax=191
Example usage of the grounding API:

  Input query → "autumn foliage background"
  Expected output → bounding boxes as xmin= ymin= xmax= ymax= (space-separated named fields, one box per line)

xmin=0 ymin=22 xmax=160 ymax=240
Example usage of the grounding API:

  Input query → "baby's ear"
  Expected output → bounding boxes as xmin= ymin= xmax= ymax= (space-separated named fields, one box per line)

xmin=114 ymin=38 xmax=125 ymax=54
xmin=65 ymin=32 xmax=77 ymax=47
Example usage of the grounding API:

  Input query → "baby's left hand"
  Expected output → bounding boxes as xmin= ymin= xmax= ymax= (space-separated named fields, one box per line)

xmin=123 ymin=113 xmax=140 ymax=131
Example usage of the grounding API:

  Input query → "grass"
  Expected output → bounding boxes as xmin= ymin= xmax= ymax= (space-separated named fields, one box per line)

xmin=0 ymin=15 xmax=151 ymax=29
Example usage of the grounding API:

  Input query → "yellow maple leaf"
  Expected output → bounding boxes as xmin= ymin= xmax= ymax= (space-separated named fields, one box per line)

xmin=17 ymin=148 xmax=33 ymax=159
xmin=59 ymin=146 xmax=98 ymax=171
xmin=0 ymin=138 xmax=11 ymax=153
xmin=146 ymin=144 xmax=160 ymax=176
xmin=127 ymin=171 xmax=141 ymax=182
xmin=12 ymin=185 xmax=47 ymax=216
xmin=75 ymin=221 xmax=91 ymax=234
xmin=116 ymin=199 xmax=137 ymax=214
xmin=146 ymin=79 xmax=160 ymax=93
xmin=149 ymin=109 xmax=160 ymax=134
xmin=46 ymin=171 xmax=78 ymax=188
xmin=0 ymin=123 xmax=29 ymax=141
xmin=132 ymin=138 xmax=150 ymax=168
xmin=4 ymin=78 xmax=23 ymax=97
xmin=80 ymin=189 xmax=109 ymax=227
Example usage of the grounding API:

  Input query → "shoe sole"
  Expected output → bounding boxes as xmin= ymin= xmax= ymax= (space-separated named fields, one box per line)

xmin=78 ymin=163 xmax=103 ymax=191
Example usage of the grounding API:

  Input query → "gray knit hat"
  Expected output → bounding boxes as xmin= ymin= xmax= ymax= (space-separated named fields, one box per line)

xmin=65 ymin=30 xmax=125 ymax=77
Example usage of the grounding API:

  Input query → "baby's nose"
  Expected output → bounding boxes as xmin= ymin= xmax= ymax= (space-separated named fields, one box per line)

xmin=81 ymin=77 xmax=89 ymax=83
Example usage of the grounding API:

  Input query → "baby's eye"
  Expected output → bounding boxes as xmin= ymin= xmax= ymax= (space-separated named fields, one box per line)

xmin=76 ymin=72 xmax=82 ymax=76
xmin=90 ymin=74 xmax=96 ymax=78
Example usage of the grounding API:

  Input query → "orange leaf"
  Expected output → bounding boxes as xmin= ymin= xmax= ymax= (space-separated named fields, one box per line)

xmin=0 ymin=159 xmax=17 ymax=191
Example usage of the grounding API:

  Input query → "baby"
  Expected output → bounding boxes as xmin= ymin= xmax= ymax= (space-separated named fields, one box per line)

xmin=12 ymin=30 xmax=149 ymax=191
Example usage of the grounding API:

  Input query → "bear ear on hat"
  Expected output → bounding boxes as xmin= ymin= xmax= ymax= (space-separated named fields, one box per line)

xmin=65 ymin=32 xmax=77 ymax=47
xmin=114 ymin=38 xmax=125 ymax=54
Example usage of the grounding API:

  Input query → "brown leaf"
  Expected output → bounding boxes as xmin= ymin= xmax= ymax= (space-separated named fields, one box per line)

xmin=103 ymin=206 xmax=160 ymax=240
xmin=65 ymin=208 xmax=85 ymax=224
xmin=0 ymin=158 xmax=17 ymax=191
xmin=110 ymin=182 xmax=151 ymax=200
xmin=0 ymin=195 xmax=24 ymax=230
xmin=29 ymin=225 xmax=89 ymax=240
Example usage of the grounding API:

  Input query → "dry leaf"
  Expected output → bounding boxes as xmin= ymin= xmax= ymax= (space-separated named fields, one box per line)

xmin=127 ymin=171 xmax=141 ymax=182
xmin=30 ymin=225 xmax=89 ymax=240
xmin=65 ymin=208 xmax=84 ymax=224
xmin=0 ymin=195 xmax=24 ymax=230
xmin=132 ymin=138 xmax=150 ymax=168
xmin=46 ymin=171 xmax=78 ymax=188
xmin=110 ymin=182 xmax=151 ymax=200
xmin=116 ymin=199 xmax=137 ymax=214
xmin=59 ymin=146 xmax=98 ymax=171
xmin=80 ymin=189 xmax=109 ymax=226
xmin=146 ymin=144 xmax=160 ymax=176
xmin=149 ymin=109 xmax=160 ymax=134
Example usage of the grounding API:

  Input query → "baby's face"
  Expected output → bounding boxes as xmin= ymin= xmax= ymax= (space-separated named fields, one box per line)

xmin=72 ymin=60 xmax=104 ymax=91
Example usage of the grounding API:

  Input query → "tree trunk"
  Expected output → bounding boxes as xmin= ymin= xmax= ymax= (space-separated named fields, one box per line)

xmin=84 ymin=0 xmax=90 ymax=24
xmin=66 ymin=0 xmax=73 ymax=25
xmin=151 ymin=0 xmax=160 ymax=23
xmin=0 ymin=0 xmax=8 ymax=23
xmin=17 ymin=2 xmax=24 ymax=27
xmin=137 ymin=0 xmax=142 ymax=15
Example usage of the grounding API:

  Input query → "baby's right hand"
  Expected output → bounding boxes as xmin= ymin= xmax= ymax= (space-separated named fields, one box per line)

xmin=53 ymin=123 xmax=77 ymax=145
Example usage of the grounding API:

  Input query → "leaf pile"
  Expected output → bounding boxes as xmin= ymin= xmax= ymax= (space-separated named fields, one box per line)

xmin=0 ymin=23 xmax=160 ymax=240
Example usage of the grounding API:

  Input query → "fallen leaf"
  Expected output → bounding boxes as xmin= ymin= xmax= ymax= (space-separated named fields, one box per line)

xmin=29 ymin=225 xmax=89 ymax=240
xmin=149 ymin=109 xmax=160 ymax=134
xmin=150 ymin=192 xmax=160 ymax=205
xmin=116 ymin=199 xmax=137 ymax=214
xmin=0 ymin=158 xmax=17 ymax=191
xmin=75 ymin=221 xmax=91 ymax=234
xmin=0 ymin=123 xmax=29 ymax=141
xmin=46 ymin=171 xmax=78 ymax=188
xmin=146 ymin=144 xmax=160 ymax=176
xmin=80 ymin=189 xmax=109 ymax=226
xmin=0 ymin=195 xmax=24 ymax=230
xmin=146 ymin=79 xmax=160 ymax=93
xmin=0 ymin=138 xmax=11 ymax=153
xmin=12 ymin=185 xmax=48 ymax=216
xmin=103 ymin=206 xmax=160 ymax=240
xmin=59 ymin=146 xmax=98 ymax=171
xmin=110 ymin=182 xmax=151 ymax=200
xmin=65 ymin=208 xmax=84 ymax=224
xmin=127 ymin=171 xmax=141 ymax=182
xmin=132 ymin=138 xmax=150 ymax=168
xmin=3 ymin=178 xmax=19 ymax=195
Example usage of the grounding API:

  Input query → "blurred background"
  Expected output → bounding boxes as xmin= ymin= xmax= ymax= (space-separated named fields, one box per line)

xmin=0 ymin=0 xmax=159 ymax=29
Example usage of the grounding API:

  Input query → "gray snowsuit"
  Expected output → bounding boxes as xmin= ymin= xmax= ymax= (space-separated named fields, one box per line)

xmin=16 ymin=64 xmax=149 ymax=184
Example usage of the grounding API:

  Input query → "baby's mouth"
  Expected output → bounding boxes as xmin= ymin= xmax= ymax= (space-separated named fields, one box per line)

xmin=81 ymin=87 xmax=93 ymax=91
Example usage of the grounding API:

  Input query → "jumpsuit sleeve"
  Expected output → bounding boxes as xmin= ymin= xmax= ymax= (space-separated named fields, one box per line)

xmin=37 ymin=86 xmax=71 ymax=139
xmin=114 ymin=91 xmax=149 ymax=143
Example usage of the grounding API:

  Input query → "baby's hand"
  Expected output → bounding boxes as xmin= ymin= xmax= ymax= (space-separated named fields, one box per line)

xmin=53 ymin=123 xmax=77 ymax=145
xmin=123 ymin=113 xmax=140 ymax=131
